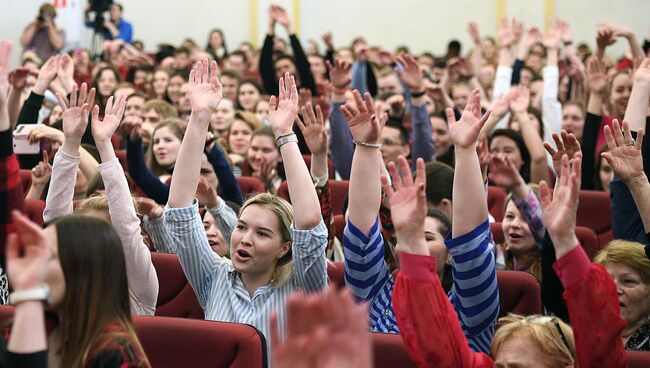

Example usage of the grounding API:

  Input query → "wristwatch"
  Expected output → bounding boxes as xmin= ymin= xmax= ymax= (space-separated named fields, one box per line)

xmin=10 ymin=284 xmax=51 ymax=306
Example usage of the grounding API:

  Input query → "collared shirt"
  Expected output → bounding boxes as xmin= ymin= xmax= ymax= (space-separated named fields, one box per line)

xmin=164 ymin=200 xmax=328 ymax=354
xmin=85 ymin=18 xmax=133 ymax=43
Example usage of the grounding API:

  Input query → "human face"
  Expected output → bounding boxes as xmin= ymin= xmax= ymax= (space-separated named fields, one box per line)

xmin=200 ymin=154 xmax=219 ymax=194
xmin=220 ymin=76 xmax=239 ymax=102
xmin=526 ymin=53 xmax=543 ymax=75
xmin=167 ymin=75 xmax=184 ymax=104
xmin=490 ymin=136 xmax=523 ymax=171
xmin=43 ymin=226 xmax=65 ymax=309
xmin=431 ymin=116 xmax=451 ymax=158
xmin=210 ymin=31 xmax=223 ymax=50
xmin=308 ymin=55 xmax=327 ymax=81
xmin=336 ymin=49 xmax=354 ymax=65
xmin=247 ymin=135 xmax=281 ymax=173
xmin=203 ymin=211 xmax=228 ymax=257
xmin=179 ymin=83 xmax=192 ymax=112
xmin=230 ymin=204 xmax=290 ymax=278
xmin=238 ymin=83 xmax=260 ymax=112
xmin=520 ymin=69 xmax=534 ymax=87
xmin=125 ymin=96 xmax=144 ymax=119
xmin=378 ymin=74 xmax=403 ymax=96
xmin=380 ymin=126 xmax=409 ymax=165
xmin=604 ymin=262 xmax=650 ymax=330
xmin=142 ymin=109 xmax=162 ymax=144
xmin=451 ymin=85 xmax=471 ymax=111
xmin=494 ymin=332 xmax=558 ymax=368
xmin=175 ymin=53 xmax=190 ymax=70
xmin=609 ymin=73 xmax=633 ymax=118
xmin=424 ymin=217 xmax=449 ymax=276
xmin=152 ymin=127 xmax=182 ymax=167
xmin=255 ymin=100 xmax=270 ymax=122
xmin=562 ymin=105 xmax=585 ymax=141
xmin=478 ymin=64 xmax=495 ymax=89
xmin=133 ymin=70 xmax=148 ymax=88
xmin=599 ymin=158 xmax=613 ymax=193
xmin=502 ymin=201 xmax=536 ymax=255
xmin=481 ymin=39 xmax=497 ymax=61
xmin=274 ymin=58 xmax=296 ymax=80
xmin=98 ymin=69 xmax=117 ymax=97
xmin=210 ymin=99 xmax=235 ymax=137
xmin=229 ymin=119 xmax=254 ymax=155
xmin=109 ymin=4 xmax=122 ymax=22
xmin=152 ymin=70 xmax=169 ymax=98
xmin=226 ymin=55 xmax=246 ymax=74
xmin=49 ymin=104 xmax=63 ymax=124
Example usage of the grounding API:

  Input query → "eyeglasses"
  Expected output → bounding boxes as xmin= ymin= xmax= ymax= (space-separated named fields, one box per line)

xmin=519 ymin=316 xmax=572 ymax=352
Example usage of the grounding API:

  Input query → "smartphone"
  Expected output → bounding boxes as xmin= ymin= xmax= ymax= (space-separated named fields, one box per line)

xmin=13 ymin=124 xmax=41 ymax=154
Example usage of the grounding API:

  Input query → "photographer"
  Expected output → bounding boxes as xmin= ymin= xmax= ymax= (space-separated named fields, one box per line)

xmin=84 ymin=2 xmax=133 ymax=43
xmin=19 ymin=3 xmax=65 ymax=61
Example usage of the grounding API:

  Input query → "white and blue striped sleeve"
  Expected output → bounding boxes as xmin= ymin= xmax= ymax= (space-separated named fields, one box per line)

xmin=291 ymin=219 xmax=328 ymax=293
xmin=343 ymin=218 xmax=391 ymax=303
xmin=446 ymin=219 xmax=500 ymax=354
xmin=144 ymin=214 xmax=177 ymax=254
xmin=164 ymin=200 xmax=224 ymax=308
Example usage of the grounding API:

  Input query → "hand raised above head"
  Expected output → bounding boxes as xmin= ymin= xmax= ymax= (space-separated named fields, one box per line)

xmin=91 ymin=94 xmax=127 ymax=143
xmin=268 ymin=72 xmax=299 ymax=137
xmin=395 ymin=53 xmax=424 ymax=93
xmin=188 ymin=58 xmax=223 ymax=114
xmin=56 ymin=82 xmax=96 ymax=145
xmin=447 ymin=89 xmax=491 ymax=149
xmin=296 ymin=101 xmax=327 ymax=155
xmin=327 ymin=59 xmax=352 ymax=89
xmin=544 ymin=130 xmax=581 ymax=177
xmin=601 ymin=119 xmax=645 ymax=184
xmin=340 ymin=90 xmax=384 ymax=145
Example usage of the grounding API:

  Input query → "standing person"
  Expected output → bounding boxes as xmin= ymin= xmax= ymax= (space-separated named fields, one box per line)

xmin=84 ymin=3 xmax=133 ymax=43
xmin=20 ymin=3 xmax=65 ymax=61
xmin=164 ymin=60 xmax=326 ymax=354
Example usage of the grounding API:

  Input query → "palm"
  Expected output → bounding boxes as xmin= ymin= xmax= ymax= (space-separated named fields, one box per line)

xmin=190 ymin=83 xmax=222 ymax=112
xmin=588 ymin=73 xmax=607 ymax=93
xmin=608 ymin=146 xmax=643 ymax=181
xmin=634 ymin=61 xmax=650 ymax=83
xmin=542 ymin=187 xmax=576 ymax=238
xmin=93 ymin=114 xmax=120 ymax=142
xmin=303 ymin=124 xmax=327 ymax=154
xmin=349 ymin=112 xmax=380 ymax=142
xmin=328 ymin=61 xmax=351 ymax=88
xmin=489 ymin=162 xmax=519 ymax=188
xmin=62 ymin=108 xmax=88 ymax=139
xmin=492 ymin=96 xmax=510 ymax=117
xmin=390 ymin=187 xmax=426 ymax=234
xmin=270 ymin=99 xmax=298 ymax=134
xmin=449 ymin=110 xmax=482 ymax=148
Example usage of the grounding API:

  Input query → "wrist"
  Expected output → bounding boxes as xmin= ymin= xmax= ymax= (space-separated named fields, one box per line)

xmin=32 ymin=82 xmax=48 ymax=95
xmin=395 ymin=233 xmax=428 ymax=255
xmin=61 ymin=140 xmax=81 ymax=156
xmin=625 ymin=173 xmax=649 ymax=187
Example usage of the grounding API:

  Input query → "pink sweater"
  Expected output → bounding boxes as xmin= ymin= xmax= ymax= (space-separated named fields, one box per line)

xmin=44 ymin=150 xmax=158 ymax=316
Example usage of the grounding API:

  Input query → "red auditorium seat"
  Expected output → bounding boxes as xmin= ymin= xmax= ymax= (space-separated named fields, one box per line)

xmin=277 ymin=179 xmax=349 ymax=216
xmin=19 ymin=169 xmax=31 ymax=195
xmin=576 ymin=190 xmax=612 ymax=246
xmin=236 ymin=176 xmax=265 ymax=197
xmin=628 ymin=351 xmax=650 ymax=368
xmin=0 ymin=306 xmax=266 ymax=368
xmin=490 ymin=223 xmax=603 ymax=260
xmin=488 ymin=186 xmax=507 ymax=222
xmin=302 ymin=154 xmax=335 ymax=179
xmin=372 ymin=333 xmax=417 ymax=368
xmin=333 ymin=214 xmax=345 ymax=243
xmin=150 ymin=253 xmax=204 ymax=319
xmin=135 ymin=316 xmax=267 ymax=368
xmin=24 ymin=199 xmax=45 ymax=226
xmin=496 ymin=270 xmax=542 ymax=317
xmin=327 ymin=261 xmax=345 ymax=288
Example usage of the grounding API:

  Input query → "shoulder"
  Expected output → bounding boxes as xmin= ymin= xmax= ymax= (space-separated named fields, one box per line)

xmin=88 ymin=326 xmax=148 ymax=367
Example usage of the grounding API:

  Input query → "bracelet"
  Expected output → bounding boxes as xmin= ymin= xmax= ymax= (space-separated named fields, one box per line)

xmin=352 ymin=138 xmax=382 ymax=149
xmin=275 ymin=133 xmax=298 ymax=148
xmin=411 ymin=90 xmax=426 ymax=98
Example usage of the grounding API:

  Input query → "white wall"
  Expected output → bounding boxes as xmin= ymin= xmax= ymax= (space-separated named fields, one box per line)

xmin=1 ymin=0 xmax=648 ymax=68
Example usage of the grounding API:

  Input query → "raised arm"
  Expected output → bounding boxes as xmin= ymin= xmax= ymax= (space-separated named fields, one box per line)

xmin=91 ymin=94 xmax=158 ymax=315
xmin=600 ymin=23 xmax=645 ymax=61
xmin=541 ymin=22 xmax=563 ymax=145
xmin=624 ymin=58 xmax=650 ymax=132
xmin=447 ymin=90 xmax=491 ymax=236
xmin=540 ymin=152 xmax=627 ymax=368
xmin=510 ymin=85 xmax=549 ymax=184
xmin=44 ymin=83 xmax=95 ymax=222
xmin=327 ymin=59 xmax=355 ymax=179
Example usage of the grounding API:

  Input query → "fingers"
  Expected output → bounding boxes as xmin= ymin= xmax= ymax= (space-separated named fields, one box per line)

xmin=387 ymin=161 xmax=402 ymax=191
xmin=396 ymin=156 xmax=413 ymax=187
xmin=543 ymin=141 xmax=558 ymax=156
xmin=42 ymin=150 xmax=49 ymax=165
xmin=69 ymin=83 xmax=78 ymax=107
xmin=363 ymin=92 xmax=375 ymax=114
xmin=105 ymin=96 xmax=114 ymax=116
xmin=268 ymin=95 xmax=278 ymax=112
xmin=340 ymin=105 xmax=354 ymax=122
xmin=444 ymin=107 xmax=456 ymax=125
xmin=380 ymin=173 xmax=395 ymax=200
xmin=115 ymin=95 xmax=127 ymax=122
xmin=91 ymin=104 xmax=100 ymax=124
xmin=612 ymin=119 xmax=626 ymax=146
xmin=295 ymin=113 xmax=306 ymax=132
xmin=315 ymin=104 xmax=324 ymax=126
xmin=603 ymin=125 xmax=616 ymax=151
xmin=86 ymin=87 xmax=96 ymax=108
xmin=622 ymin=120 xmax=634 ymax=144
xmin=289 ymin=75 xmax=298 ymax=104
xmin=189 ymin=69 xmax=196 ymax=85
xmin=352 ymin=90 xmax=366 ymax=113
xmin=278 ymin=75 xmax=286 ymax=101
xmin=78 ymin=83 xmax=87 ymax=107
xmin=414 ymin=157 xmax=426 ymax=188
xmin=637 ymin=128 xmax=644 ymax=151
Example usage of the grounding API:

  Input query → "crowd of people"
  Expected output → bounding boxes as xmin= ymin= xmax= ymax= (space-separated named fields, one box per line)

xmin=2 ymin=1 xmax=650 ymax=367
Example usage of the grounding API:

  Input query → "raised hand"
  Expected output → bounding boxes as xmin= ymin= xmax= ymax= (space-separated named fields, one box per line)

xmin=488 ymin=153 xmax=524 ymax=189
xmin=467 ymin=22 xmax=481 ymax=44
xmin=56 ymin=53 xmax=75 ymax=94
xmin=544 ymin=130 xmax=581 ymax=176
xmin=395 ymin=53 xmax=424 ymax=92
xmin=27 ymin=124 xmax=64 ymax=144
xmin=195 ymin=176 xmax=218 ymax=208
xmin=322 ymin=32 xmax=334 ymax=50
xmin=136 ymin=197 xmax=164 ymax=220
xmin=586 ymin=57 xmax=608 ymax=94
xmin=522 ymin=27 xmax=543 ymax=50
xmin=327 ymin=59 xmax=352 ymax=90
xmin=6 ymin=211 xmax=52 ymax=291
xmin=341 ymin=90 xmax=384 ymax=145
xmin=490 ymin=90 xmax=513 ymax=119
xmin=447 ymin=89 xmax=491 ymax=149
xmin=297 ymin=101 xmax=327 ymax=155
xmin=598 ymin=22 xmax=634 ymax=39
xmin=270 ymin=5 xmax=291 ymax=31
xmin=8 ymin=68 xmax=38 ymax=90
xmin=30 ymin=151 xmax=52 ymax=188
xmin=509 ymin=85 xmax=530 ymax=114
xmin=188 ymin=58 xmax=223 ymax=114
xmin=382 ymin=156 xmax=427 ymax=254
xmin=271 ymin=286 xmax=371 ymax=368
xmin=498 ymin=17 xmax=516 ymax=48
xmin=91 ymin=95 xmax=127 ymax=143
xmin=539 ymin=152 xmax=582 ymax=256
xmin=633 ymin=58 xmax=650 ymax=84
xmin=544 ymin=20 xmax=562 ymax=50
xmin=601 ymin=119 xmax=645 ymax=184
xmin=33 ymin=55 xmax=59 ymax=94
xmin=56 ymin=82 xmax=96 ymax=151
xmin=0 ymin=41 xmax=11 ymax=76
xmin=557 ymin=19 xmax=573 ymax=44
xmin=0 ymin=41 xmax=11 ymax=114
xmin=596 ymin=29 xmax=616 ymax=50
xmin=269 ymin=72 xmax=299 ymax=137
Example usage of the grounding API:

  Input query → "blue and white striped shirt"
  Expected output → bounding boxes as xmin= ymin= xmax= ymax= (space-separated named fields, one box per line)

xmin=343 ymin=218 xmax=499 ymax=353
xmin=164 ymin=200 xmax=328 ymax=354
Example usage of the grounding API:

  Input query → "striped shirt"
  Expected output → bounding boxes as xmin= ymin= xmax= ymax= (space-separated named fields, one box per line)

xmin=343 ymin=218 xmax=499 ymax=353
xmin=164 ymin=200 xmax=328 ymax=354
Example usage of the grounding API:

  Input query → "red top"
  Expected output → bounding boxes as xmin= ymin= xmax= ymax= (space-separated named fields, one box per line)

xmin=392 ymin=246 xmax=627 ymax=368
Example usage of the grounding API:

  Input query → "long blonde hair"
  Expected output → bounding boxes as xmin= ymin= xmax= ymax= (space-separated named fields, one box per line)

xmin=239 ymin=193 xmax=294 ymax=287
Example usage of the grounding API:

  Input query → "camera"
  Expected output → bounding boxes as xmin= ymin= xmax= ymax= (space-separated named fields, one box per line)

xmin=37 ymin=14 xmax=50 ymax=24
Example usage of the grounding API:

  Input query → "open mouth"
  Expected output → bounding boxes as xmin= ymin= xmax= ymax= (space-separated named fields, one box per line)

xmin=235 ymin=249 xmax=252 ymax=260
xmin=208 ymin=239 xmax=219 ymax=247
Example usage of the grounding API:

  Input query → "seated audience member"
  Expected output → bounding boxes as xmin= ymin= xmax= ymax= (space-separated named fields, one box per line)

xmin=139 ymin=99 xmax=178 ymax=145
xmin=166 ymin=72 xmax=186 ymax=107
xmin=227 ymin=111 xmax=261 ymax=175
xmin=149 ymin=68 xmax=170 ymax=100
xmin=205 ymin=28 xmax=228 ymax=63
xmin=20 ymin=3 xmax=65 ymax=62
xmin=236 ymin=79 xmax=262 ymax=112
xmin=342 ymin=89 xmax=499 ymax=353
xmin=243 ymin=125 xmax=286 ymax=193
xmin=163 ymin=63 xmax=326 ymax=356
xmin=224 ymin=50 xmax=248 ymax=77
xmin=210 ymin=98 xmax=235 ymax=138
xmin=219 ymin=70 xmax=240 ymax=102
